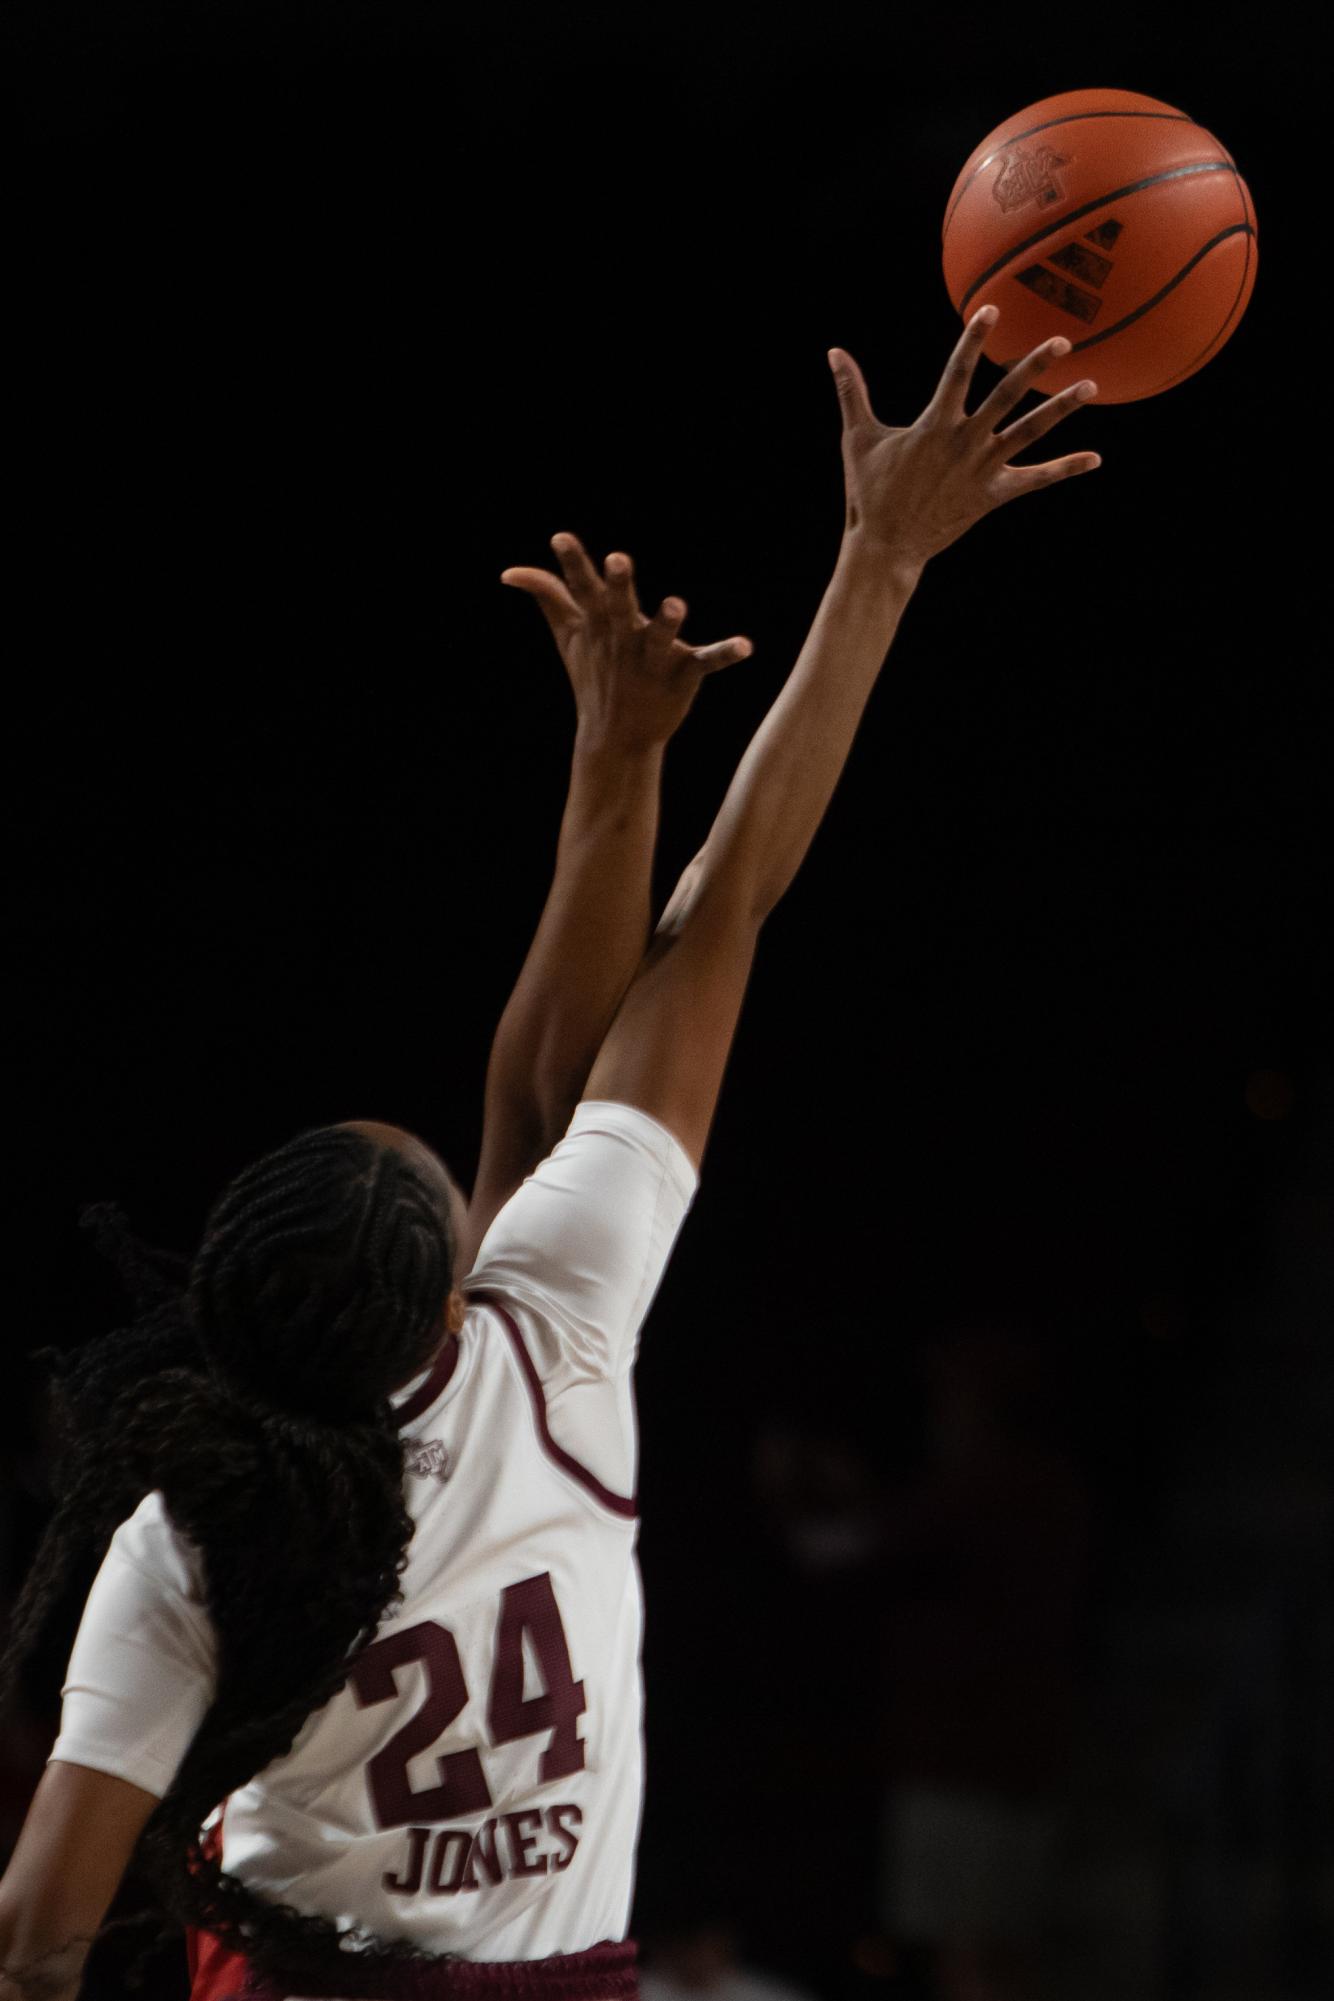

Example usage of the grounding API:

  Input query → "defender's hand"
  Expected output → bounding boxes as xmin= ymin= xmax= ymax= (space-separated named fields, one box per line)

xmin=501 ymin=535 xmax=752 ymax=754
xmin=829 ymin=307 xmax=1102 ymax=570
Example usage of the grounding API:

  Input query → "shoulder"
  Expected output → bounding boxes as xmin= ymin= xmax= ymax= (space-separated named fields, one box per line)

xmin=457 ymin=1098 xmax=698 ymax=1387
xmin=465 ymin=1096 xmax=698 ymax=1312
xmin=564 ymin=1098 xmax=699 ymax=1192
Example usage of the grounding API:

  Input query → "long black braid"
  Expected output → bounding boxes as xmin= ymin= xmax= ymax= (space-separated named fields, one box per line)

xmin=0 ymin=1126 xmax=459 ymax=1987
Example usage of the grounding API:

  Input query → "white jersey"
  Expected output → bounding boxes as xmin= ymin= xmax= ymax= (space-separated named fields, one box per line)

xmin=49 ymin=1101 xmax=697 ymax=1959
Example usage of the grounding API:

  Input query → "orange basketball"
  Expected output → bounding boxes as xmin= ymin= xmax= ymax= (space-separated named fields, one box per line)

xmin=942 ymin=88 xmax=1257 ymax=403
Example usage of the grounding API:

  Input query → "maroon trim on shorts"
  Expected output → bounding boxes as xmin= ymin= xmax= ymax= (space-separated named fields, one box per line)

xmin=468 ymin=1292 xmax=638 ymax=1520
xmin=394 ymin=1335 xmax=461 ymax=1429
xmin=237 ymin=1940 xmax=638 ymax=2001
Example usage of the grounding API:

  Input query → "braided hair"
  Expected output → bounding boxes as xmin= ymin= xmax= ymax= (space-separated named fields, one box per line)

xmin=0 ymin=1125 xmax=458 ymax=1986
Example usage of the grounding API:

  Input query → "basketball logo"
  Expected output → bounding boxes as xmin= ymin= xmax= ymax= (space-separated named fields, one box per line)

xmin=992 ymin=144 xmax=1072 ymax=214
xmin=1015 ymin=220 xmax=1123 ymax=324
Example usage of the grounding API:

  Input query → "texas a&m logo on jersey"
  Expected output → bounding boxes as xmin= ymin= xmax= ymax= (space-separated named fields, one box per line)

xmin=992 ymin=143 xmax=1072 ymax=214
xmin=406 ymin=1438 xmax=450 ymax=1481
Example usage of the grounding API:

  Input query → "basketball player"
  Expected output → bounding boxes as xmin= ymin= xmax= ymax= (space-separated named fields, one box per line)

xmin=0 ymin=309 xmax=1098 ymax=2001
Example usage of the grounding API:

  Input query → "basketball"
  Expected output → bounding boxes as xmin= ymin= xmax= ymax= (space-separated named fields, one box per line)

xmin=942 ymin=88 xmax=1257 ymax=403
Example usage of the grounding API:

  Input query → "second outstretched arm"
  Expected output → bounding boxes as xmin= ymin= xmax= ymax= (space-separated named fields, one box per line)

xmin=458 ymin=536 xmax=750 ymax=1267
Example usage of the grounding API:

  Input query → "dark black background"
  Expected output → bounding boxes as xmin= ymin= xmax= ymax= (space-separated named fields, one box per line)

xmin=5 ymin=3 xmax=1329 ymax=1995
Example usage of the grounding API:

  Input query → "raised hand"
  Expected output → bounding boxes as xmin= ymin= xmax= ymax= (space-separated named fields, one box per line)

xmin=828 ymin=307 xmax=1102 ymax=569
xmin=501 ymin=534 xmax=753 ymax=755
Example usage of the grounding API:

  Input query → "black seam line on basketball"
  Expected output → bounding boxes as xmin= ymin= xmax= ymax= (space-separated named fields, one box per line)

xmin=958 ymin=162 xmax=1239 ymax=312
xmin=1140 ymin=191 xmax=1255 ymax=393
xmin=1153 ymin=220 xmax=1251 ymax=388
xmin=943 ymin=110 xmax=1193 ymax=243
xmin=1064 ymin=222 xmax=1254 ymax=355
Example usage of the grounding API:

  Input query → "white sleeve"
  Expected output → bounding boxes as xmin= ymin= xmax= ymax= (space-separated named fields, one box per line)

xmin=47 ymin=1490 xmax=218 ymax=1800
xmin=463 ymin=1099 xmax=698 ymax=1385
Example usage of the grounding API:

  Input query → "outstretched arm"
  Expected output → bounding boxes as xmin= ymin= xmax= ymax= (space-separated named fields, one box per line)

xmin=457 ymin=535 xmax=750 ymax=1270
xmin=587 ymin=312 xmax=1101 ymax=1167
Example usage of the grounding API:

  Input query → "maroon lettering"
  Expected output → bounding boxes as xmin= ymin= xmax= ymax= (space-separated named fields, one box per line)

xmin=500 ymin=1808 xmax=548 ymax=1878
xmin=350 ymin=1576 xmax=586 ymax=1834
xmin=428 ymin=1827 xmax=474 ymax=1894
xmin=383 ymin=1824 xmax=429 ymax=1895
xmin=387 ymin=1807 xmax=584 ymax=1898
xmin=488 ymin=1573 xmax=587 ymax=1783
xmin=459 ymin=1817 xmax=505 ymax=1891
xmin=546 ymin=1802 xmax=582 ymax=1872
xmin=348 ymin=1622 xmax=491 ymax=1829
